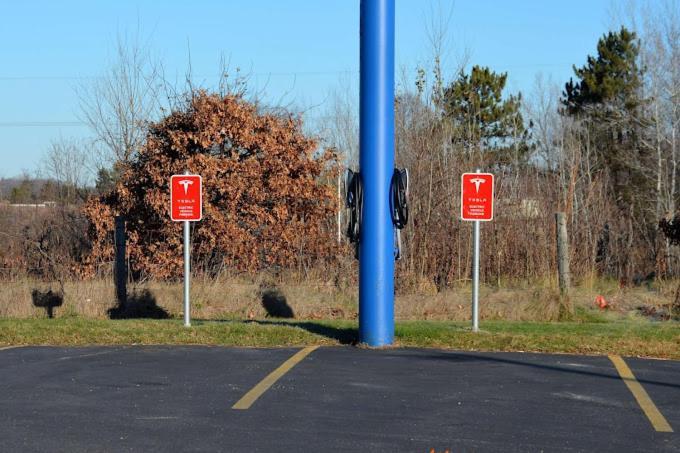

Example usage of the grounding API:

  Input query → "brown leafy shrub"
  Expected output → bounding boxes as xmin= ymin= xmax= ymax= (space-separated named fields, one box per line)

xmin=83 ymin=91 xmax=338 ymax=280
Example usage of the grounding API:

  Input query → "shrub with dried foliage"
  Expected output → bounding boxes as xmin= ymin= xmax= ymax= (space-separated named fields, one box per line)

xmin=83 ymin=91 xmax=337 ymax=279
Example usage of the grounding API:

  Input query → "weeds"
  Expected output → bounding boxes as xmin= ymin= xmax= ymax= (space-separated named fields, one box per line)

xmin=0 ymin=276 xmax=678 ymax=324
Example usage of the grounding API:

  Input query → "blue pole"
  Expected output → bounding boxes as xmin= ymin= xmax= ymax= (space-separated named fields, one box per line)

xmin=359 ymin=0 xmax=395 ymax=346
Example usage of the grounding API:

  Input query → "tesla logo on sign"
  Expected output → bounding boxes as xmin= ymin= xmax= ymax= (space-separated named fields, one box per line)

xmin=461 ymin=172 xmax=494 ymax=221
xmin=171 ymin=174 xmax=202 ymax=222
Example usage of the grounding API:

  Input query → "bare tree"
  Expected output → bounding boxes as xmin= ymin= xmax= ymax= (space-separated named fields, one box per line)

xmin=77 ymin=33 xmax=162 ymax=166
xmin=524 ymin=73 xmax=562 ymax=169
xmin=637 ymin=0 xmax=680 ymax=273
xmin=321 ymin=76 xmax=359 ymax=167
xmin=40 ymin=137 xmax=92 ymax=202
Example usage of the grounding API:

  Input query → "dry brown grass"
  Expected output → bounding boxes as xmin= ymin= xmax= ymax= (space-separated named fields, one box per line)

xmin=0 ymin=276 xmax=358 ymax=320
xmin=0 ymin=275 xmax=676 ymax=322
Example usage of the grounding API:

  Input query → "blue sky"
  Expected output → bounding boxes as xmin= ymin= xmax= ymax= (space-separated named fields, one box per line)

xmin=0 ymin=0 xmax=617 ymax=177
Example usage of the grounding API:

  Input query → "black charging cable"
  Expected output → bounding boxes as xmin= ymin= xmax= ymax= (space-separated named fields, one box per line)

xmin=390 ymin=168 xmax=409 ymax=229
xmin=345 ymin=167 xmax=408 ymax=260
xmin=345 ymin=169 xmax=363 ymax=247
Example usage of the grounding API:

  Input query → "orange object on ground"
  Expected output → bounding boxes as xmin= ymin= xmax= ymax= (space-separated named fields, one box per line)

xmin=595 ymin=295 xmax=608 ymax=310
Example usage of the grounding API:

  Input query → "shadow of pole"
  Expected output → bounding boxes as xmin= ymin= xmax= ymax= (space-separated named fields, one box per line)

xmin=108 ymin=289 xmax=169 ymax=319
xmin=246 ymin=319 xmax=359 ymax=345
xmin=401 ymin=351 xmax=680 ymax=390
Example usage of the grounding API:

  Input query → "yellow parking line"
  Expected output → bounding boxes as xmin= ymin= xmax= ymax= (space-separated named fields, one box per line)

xmin=232 ymin=346 xmax=319 ymax=410
xmin=609 ymin=355 xmax=673 ymax=433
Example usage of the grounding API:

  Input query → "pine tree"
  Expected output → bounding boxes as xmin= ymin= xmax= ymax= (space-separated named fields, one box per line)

xmin=561 ymin=27 xmax=650 ymax=213
xmin=9 ymin=178 xmax=34 ymax=204
xmin=563 ymin=27 xmax=643 ymax=115
xmin=443 ymin=65 xmax=531 ymax=165
xmin=94 ymin=166 xmax=120 ymax=195
xmin=562 ymin=26 xmax=658 ymax=276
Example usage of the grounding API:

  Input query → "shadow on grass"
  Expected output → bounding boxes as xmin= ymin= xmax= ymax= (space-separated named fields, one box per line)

xmin=108 ymin=289 xmax=169 ymax=320
xmin=251 ymin=284 xmax=355 ymax=343
xmin=31 ymin=289 xmax=64 ymax=319
xmin=245 ymin=319 xmax=358 ymax=345
xmin=260 ymin=287 xmax=295 ymax=319
xmin=190 ymin=318 xmax=358 ymax=345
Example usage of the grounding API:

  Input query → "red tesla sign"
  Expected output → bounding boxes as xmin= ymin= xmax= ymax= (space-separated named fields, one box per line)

xmin=461 ymin=172 xmax=494 ymax=221
xmin=171 ymin=174 xmax=202 ymax=221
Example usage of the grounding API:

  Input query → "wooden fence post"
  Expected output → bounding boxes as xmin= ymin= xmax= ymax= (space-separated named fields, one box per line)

xmin=555 ymin=212 xmax=571 ymax=295
xmin=114 ymin=216 xmax=127 ymax=306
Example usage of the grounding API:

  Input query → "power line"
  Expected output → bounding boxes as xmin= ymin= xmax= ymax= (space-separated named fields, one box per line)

xmin=0 ymin=122 xmax=87 ymax=127
xmin=0 ymin=70 xmax=359 ymax=82
xmin=0 ymin=76 xmax=100 ymax=81
xmin=0 ymin=64 xmax=580 ymax=82
xmin=0 ymin=115 xmax=336 ymax=128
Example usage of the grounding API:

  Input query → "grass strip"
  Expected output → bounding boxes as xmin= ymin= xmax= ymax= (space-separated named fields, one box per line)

xmin=0 ymin=318 xmax=678 ymax=359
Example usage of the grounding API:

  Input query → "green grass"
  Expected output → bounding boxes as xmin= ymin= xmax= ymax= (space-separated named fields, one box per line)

xmin=395 ymin=320 xmax=680 ymax=358
xmin=0 ymin=318 xmax=678 ymax=359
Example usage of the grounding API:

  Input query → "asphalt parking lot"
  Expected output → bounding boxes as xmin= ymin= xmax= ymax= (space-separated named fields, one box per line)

xmin=0 ymin=345 xmax=677 ymax=452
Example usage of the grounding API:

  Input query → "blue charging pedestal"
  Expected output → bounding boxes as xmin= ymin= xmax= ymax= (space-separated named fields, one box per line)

xmin=359 ymin=0 xmax=395 ymax=347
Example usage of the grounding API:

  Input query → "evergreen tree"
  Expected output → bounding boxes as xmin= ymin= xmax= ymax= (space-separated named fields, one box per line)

xmin=443 ymin=65 xmax=531 ymax=165
xmin=94 ymin=165 xmax=120 ymax=195
xmin=563 ymin=27 xmax=643 ymax=115
xmin=9 ymin=178 xmax=34 ymax=204
xmin=561 ymin=27 xmax=649 ymax=212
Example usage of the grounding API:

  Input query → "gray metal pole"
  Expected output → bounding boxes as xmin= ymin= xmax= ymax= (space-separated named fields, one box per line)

xmin=472 ymin=219 xmax=480 ymax=332
xmin=471 ymin=168 xmax=481 ymax=332
xmin=183 ymin=219 xmax=191 ymax=327
xmin=555 ymin=212 xmax=571 ymax=295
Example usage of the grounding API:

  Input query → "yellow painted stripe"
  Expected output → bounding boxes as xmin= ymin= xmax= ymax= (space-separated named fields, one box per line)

xmin=609 ymin=355 xmax=673 ymax=432
xmin=232 ymin=346 xmax=319 ymax=410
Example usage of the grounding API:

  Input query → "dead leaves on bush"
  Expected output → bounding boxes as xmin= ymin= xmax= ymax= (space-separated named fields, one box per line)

xmin=83 ymin=91 xmax=338 ymax=279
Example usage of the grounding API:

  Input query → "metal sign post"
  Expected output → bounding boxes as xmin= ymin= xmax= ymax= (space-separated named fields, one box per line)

xmin=170 ymin=173 xmax=203 ymax=328
xmin=461 ymin=170 xmax=494 ymax=333
xmin=183 ymin=219 xmax=190 ymax=327
xmin=472 ymin=218 xmax=480 ymax=332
